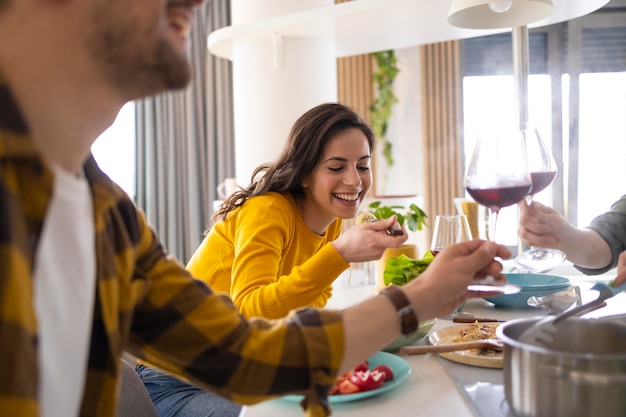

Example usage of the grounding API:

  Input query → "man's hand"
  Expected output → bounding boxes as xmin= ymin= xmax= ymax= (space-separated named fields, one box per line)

xmin=404 ymin=240 xmax=511 ymax=319
xmin=518 ymin=200 xmax=571 ymax=248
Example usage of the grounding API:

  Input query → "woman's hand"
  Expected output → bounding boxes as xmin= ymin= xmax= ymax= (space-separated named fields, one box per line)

xmin=332 ymin=216 xmax=408 ymax=263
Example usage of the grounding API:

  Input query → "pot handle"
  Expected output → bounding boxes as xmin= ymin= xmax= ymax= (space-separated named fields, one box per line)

xmin=541 ymin=364 xmax=626 ymax=385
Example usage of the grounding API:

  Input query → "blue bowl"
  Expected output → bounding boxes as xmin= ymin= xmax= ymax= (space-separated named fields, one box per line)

xmin=485 ymin=273 xmax=570 ymax=308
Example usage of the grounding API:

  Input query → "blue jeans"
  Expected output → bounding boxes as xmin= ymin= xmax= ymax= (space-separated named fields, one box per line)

xmin=136 ymin=364 xmax=242 ymax=417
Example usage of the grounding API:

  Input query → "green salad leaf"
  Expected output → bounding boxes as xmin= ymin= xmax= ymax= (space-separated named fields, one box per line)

xmin=383 ymin=251 xmax=435 ymax=286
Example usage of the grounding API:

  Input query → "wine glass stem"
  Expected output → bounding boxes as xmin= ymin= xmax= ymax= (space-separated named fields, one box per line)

xmin=488 ymin=208 xmax=500 ymax=242
xmin=525 ymin=194 xmax=534 ymax=205
xmin=525 ymin=194 xmax=543 ymax=253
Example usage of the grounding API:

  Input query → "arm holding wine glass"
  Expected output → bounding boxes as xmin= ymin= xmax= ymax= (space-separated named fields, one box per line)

xmin=512 ymin=124 xmax=565 ymax=271
xmin=613 ymin=251 xmax=626 ymax=286
xmin=518 ymin=197 xmax=626 ymax=274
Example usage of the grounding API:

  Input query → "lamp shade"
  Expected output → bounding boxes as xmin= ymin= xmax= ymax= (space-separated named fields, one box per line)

xmin=448 ymin=0 xmax=554 ymax=29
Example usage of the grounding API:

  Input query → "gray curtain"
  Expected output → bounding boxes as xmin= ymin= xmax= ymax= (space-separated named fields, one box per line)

xmin=135 ymin=0 xmax=234 ymax=263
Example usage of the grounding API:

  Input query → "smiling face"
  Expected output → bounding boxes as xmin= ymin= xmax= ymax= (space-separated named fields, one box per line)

xmin=300 ymin=128 xmax=372 ymax=234
xmin=86 ymin=0 xmax=204 ymax=99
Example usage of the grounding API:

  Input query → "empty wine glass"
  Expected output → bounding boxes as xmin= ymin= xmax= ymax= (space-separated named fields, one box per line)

xmin=430 ymin=214 xmax=473 ymax=255
xmin=514 ymin=123 xmax=566 ymax=272
xmin=430 ymin=215 xmax=473 ymax=319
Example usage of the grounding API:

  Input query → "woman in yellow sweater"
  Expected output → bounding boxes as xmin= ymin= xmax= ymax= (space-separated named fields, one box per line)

xmin=188 ymin=102 xmax=407 ymax=319
xmin=137 ymin=103 xmax=408 ymax=417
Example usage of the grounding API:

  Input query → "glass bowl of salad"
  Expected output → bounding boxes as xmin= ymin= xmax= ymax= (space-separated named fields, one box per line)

xmin=383 ymin=318 xmax=437 ymax=351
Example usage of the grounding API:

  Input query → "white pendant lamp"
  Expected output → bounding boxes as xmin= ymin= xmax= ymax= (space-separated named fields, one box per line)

xmin=448 ymin=0 xmax=554 ymax=29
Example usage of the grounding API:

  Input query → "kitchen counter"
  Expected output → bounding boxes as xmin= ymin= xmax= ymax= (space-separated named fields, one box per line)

xmin=240 ymin=262 xmax=624 ymax=417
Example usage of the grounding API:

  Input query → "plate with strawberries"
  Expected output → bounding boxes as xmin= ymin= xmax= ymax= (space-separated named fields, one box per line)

xmin=281 ymin=351 xmax=411 ymax=404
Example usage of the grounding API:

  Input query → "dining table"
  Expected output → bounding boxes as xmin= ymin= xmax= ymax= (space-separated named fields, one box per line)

xmin=239 ymin=261 xmax=626 ymax=417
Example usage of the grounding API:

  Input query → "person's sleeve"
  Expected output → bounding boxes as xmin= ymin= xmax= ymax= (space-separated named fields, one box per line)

xmin=127 ymin=213 xmax=345 ymax=417
xmin=229 ymin=200 xmax=348 ymax=319
xmin=574 ymin=194 xmax=626 ymax=275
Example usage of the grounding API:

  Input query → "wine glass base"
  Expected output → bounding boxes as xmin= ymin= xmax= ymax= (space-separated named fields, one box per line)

xmin=514 ymin=248 xmax=566 ymax=272
xmin=439 ymin=302 xmax=472 ymax=320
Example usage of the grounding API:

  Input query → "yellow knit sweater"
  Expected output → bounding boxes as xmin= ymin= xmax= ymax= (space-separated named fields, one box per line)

xmin=187 ymin=192 xmax=350 ymax=319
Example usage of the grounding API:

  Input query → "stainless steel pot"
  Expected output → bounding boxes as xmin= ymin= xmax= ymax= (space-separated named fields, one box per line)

xmin=496 ymin=317 xmax=626 ymax=417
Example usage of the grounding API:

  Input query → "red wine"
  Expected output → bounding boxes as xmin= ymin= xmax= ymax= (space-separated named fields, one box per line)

xmin=466 ymin=184 xmax=531 ymax=210
xmin=529 ymin=171 xmax=556 ymax=195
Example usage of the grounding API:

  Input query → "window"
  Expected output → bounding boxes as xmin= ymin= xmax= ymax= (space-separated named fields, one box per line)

xmin=462 ymin=74 xmax=552 ymax=247
xmin=461 ymin=6 xmax=626 ymax=250
xmin=91 ymin=102 xmax=136 ymax=199
xmin=575 ymin=72 xmax=626 ymax=226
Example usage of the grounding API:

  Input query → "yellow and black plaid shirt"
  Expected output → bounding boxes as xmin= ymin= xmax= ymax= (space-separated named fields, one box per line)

xmin=0 ymin=79 xmax=345 ymax=417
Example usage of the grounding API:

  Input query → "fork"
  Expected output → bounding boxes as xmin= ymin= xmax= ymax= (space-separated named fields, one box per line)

xmin=354 ymin=211 xmax=403 ymax=236
xmin=518 ymin=281 xmax=626 ymax=346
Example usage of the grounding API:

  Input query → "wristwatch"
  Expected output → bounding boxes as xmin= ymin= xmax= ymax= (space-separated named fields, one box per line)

xmin=379 ymin=285 xmax=419 ymax=336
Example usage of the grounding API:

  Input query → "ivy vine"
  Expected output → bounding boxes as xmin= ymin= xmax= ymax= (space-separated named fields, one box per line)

xmin=369 ymin=50 xmax=399 ymax=167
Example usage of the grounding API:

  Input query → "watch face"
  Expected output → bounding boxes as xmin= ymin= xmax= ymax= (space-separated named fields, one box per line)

xmin=400 ymin=309 xmax=418 ymax=335
xmin=381 ymin=286 xmax=418 ymax=336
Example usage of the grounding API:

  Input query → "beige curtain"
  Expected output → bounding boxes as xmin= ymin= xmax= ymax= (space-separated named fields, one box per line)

xmin=135 ymin=0 xmax=234 ymax=263
xmin=421 ymin=41 xmax=463 ymax=226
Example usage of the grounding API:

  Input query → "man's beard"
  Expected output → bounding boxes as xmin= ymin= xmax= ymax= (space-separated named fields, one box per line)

xmin=89 ymin=22 xmax=192 ymax=99
xmin=148 ymin=39 xmax=192 ymax=90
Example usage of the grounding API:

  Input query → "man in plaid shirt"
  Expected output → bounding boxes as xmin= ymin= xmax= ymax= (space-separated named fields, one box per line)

xmin=0 ymin=0 xmax=511 ymax=416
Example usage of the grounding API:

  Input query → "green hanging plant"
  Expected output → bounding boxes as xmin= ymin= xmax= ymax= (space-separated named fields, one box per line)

xmin=369 ymin=50 xmax=399 ymax=167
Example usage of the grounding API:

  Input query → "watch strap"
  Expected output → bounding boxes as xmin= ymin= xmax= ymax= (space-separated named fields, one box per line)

xmin=379 ymin=285 xmax=419 ymax=336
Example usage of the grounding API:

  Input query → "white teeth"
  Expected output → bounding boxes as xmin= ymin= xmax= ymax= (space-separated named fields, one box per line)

xmin=335 ymin=193 xmax=359 ymax=201
xmin=168 ymin=15 xmax=191 ymax=36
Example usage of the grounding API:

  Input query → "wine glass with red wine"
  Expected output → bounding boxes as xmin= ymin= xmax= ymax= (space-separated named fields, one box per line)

xmin=514 ymin=124 xmax=566 ymax=272
xmin=464 ymin=127 xmax=531 ymax=244
xmin=462 ymin=127 xmax=529 ymax=295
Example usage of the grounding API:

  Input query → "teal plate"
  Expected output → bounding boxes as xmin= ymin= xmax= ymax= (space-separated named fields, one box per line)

xmin=503 ymin=273 xmax=570 ymax=290
xmin=485 ymin=273 xmax=570 ymax=308
xmin=281 ymin=351 xmax=411 ymax=404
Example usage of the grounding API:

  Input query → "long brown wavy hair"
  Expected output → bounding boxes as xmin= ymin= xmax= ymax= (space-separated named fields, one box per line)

xmin=212 ymin=103 xmax=375 ymax=224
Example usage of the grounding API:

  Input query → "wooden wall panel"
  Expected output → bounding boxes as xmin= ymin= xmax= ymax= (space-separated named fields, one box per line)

xmin=337 ymin=54 xmax=377 ymax=195
xmin=336 ymin=54 xmax=375 ymax=242
xmin=337 ymin=54 xmax=374 ymax=124
xmin=421 ymin=41 xmax=463 ymax=228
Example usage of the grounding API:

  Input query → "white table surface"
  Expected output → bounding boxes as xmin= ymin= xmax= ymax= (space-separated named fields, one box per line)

xmin=240 ymin=262 xmax=624 ymax=417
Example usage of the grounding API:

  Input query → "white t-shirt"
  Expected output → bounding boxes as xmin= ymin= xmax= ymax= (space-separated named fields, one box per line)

xmin=33 ymin=163 xmax=96 ymax=417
